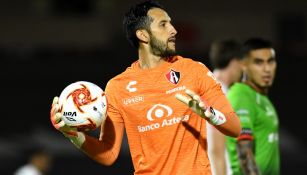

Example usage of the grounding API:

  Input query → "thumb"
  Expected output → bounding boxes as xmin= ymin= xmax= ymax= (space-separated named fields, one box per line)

xmin=52 ymin=96 xmax=59 ymax=106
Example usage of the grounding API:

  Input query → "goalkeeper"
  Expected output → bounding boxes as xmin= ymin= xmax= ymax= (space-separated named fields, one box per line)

xmin=50 ymin=0 xmax=241 ymax=174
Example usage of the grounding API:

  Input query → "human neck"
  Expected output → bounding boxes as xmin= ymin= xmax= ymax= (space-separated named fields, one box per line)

xmin=244 ymin=80 xmax=268 ymax=95
xmin=138 ymin=47 xmax=166 ymax=69
xmin=213 ymin=69 xmax=233 ymax=88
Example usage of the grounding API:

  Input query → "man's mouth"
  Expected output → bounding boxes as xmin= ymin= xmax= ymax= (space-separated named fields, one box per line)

xmin=168 ymin=37 xmax=176 ymax=43
xmin=262 ymin=75 xmax=272 ymax=82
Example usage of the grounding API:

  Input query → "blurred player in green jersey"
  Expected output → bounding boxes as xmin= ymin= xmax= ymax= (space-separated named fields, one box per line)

xmin=226 ymin=38 xmax=280 ymax=175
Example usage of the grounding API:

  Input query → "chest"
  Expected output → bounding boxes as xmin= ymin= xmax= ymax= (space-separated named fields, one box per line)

xmin=255 ymin=96 xmax=279 ymax=129
xmin=116 ymin=69 xmax=195 ymax=127
xmin=122 ymin=68 xmax=191 ymax=102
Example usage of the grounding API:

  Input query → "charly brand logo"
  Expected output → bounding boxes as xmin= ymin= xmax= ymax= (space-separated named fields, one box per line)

xmin=165 ymin=69 xmax=180 ymax=84
xmin=137 ymin=104 xmax=189 ymax=132
xmin=126 ymin=81 xmax=137 ymax=92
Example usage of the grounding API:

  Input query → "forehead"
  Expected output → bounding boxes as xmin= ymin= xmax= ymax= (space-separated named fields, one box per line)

xmin=248 ymin=48 xmax=275 ymax=59
xmin=147 ymin=8 xmax=171 ymax=22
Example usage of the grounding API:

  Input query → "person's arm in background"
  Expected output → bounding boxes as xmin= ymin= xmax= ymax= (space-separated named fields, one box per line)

xmin=207 ymin=124 xmax=227 ymax=175
xmin=236 ymin=130 xmax=260 ymax=175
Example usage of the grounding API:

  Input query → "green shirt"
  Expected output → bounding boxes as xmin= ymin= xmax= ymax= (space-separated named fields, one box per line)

xmin=226 ymin=83 xmax=280 ymax=175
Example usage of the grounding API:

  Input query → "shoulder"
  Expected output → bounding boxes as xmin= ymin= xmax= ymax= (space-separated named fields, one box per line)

xmin=176 ymin=55 xmax=208 ymax=66
xmin=175 ymin=55 xmax=211 ymax=72
xmin=175 ymin=56 xmax=220 ymax=86
xmin=228 ymin=83 xmax=251 ymax=95
xmin=105 ymin=61 xmax=138 ymax=90
xmin=228 ymin=83 xmax=256 ymax=104
xmin=105 ymin=74 xmax=124 ymax=95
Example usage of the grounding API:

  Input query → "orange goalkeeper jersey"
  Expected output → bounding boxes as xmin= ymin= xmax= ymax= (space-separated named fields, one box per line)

xmin=101 ymin=56 xmax=237 ymax=175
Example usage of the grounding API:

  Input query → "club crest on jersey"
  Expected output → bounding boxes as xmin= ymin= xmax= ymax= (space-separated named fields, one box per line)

xmin=165 ymin=69 xmax=180 ymax=84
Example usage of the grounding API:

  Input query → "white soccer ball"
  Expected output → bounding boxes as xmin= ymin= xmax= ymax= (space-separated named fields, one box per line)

xmin=58 ymin=81 xmax=107 ymax=131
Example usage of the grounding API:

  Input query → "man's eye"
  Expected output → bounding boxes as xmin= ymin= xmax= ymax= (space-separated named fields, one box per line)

xmin=268 ymin=59 xmax=276 ymax=64
xmin=254 ymin=59 xmax=263 ymax=65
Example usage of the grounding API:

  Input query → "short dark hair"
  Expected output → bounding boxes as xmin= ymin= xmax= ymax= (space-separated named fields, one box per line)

xmin=209 ymin=39 xmax=241 ymax=69
xmin=241 ymin=38 xmax=273 ymax=58
xmin=123 ymin=0 xmax=165 ymax=48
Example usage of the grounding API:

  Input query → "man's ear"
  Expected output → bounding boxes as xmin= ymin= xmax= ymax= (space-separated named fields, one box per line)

xmin=237 ymin=59 xmax=244 ymax=70
xmin=241 ymin=59 xmax=248 ymax=72
xmin=136 ymin=29 xmax=149 ymax=43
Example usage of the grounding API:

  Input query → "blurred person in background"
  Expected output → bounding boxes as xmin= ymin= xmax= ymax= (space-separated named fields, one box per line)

xmin=207 ymin=39 xmax=242 ymax=175
xmin=226 ymin=38 xmax=280 ymax=175
xmin=50 ymin=0 xmax=241 ymax=174
xmin=14 ymin=148 xmax=52 ymax=175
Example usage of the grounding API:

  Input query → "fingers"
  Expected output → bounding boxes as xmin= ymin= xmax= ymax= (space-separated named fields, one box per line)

xmin=176 ymin=89 xmax=201 ymax=104
xmin=50 ymin=99 xmax=64 ymax=130
xmin=50 ymin=96 xmax=77 ymax=135
xmin=199 ymin=101 xmax=206 ymax=109
xmin=50 ymin=97 xmax=60 ymax=117
xmin=186 ymin=89 xmax=201 ymax=102
xmin=175 ymin=89 xmax=208 ymax=112
xmin=186 ymin=89 xmax=209 ymax=109
xmin=175 ymin=91 xmax=200 ymax=112
xmin=50 ymin=102 xmax=60 ymax=124
xmin=54 ymin=120 xmax=77 ymax=134
xmin=175 ymin=93 xmax=191 ymax=105
xmin=185 ymin=89 xmax=196 ymax=98
xmin=52 ymin=96 xmax=59 ymax=106
xmin=63 ymin=130 xmax=78 ymax=137
xmin=53 ymin=113 xmax=62 ymax=123
xmin=54 ymin=120 xmax=65 ymax=130
xmin=51 ymin=104 xmax=59 ymax=117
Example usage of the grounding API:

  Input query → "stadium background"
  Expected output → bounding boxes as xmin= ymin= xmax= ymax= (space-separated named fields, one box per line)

xmin=1 ymin=0 xmax=306 ymax=174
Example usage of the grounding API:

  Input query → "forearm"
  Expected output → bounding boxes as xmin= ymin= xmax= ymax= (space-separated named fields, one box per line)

xmin=207 ymin=125 xmax=227 ymax=175
xmin=237 ymin=140 xmax=260 ymax=175
xmin=81 ymin=119 xmax=125 ymax=166
xmin=81 ymin=134 xmax=122 ymax=166
xmin=209 ymin=150 xmax=227 ymax=175
xmin=206 ymin=93 xmax=241 ymax=137
xmin=213 ymin=111 xmax=241 ymax=137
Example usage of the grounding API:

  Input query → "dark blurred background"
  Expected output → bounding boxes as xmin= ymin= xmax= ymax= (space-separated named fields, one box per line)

xmin=1 ymin=0 xmax=307 ymax=174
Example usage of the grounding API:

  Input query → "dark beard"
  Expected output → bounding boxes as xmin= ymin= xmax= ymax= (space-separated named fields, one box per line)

xmin=149 ymin=34 xmax=176 ymax=58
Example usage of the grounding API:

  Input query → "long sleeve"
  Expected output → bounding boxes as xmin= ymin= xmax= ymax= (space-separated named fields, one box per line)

xmin=195 ymin=62 xmax=241 ymax=137
xmin=81 ymin=117 xmax=125 ymax=166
